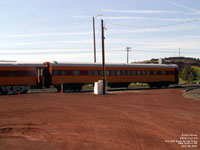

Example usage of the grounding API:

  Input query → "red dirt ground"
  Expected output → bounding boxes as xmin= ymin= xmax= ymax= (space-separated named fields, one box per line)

xmin=0 ymin=89 xmax=199 ymax=150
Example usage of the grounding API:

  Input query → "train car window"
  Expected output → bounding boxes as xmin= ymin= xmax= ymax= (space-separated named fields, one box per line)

xmin=117 ymin=71 xmax=121 ymax=76
xmin=146 ymin=71 xmax=150 ymax=75
xmin=111 ymin=70 xmax=115 ymax=76
xmin=73 ymin=70 xmax=80 ymax=76
xmin=99 ymin=71 xmax=102 ymax=76
xmin=94 ymin=71 xmax=99 ymax=76
xmin=142 ymin=71 xmax=146 ymax=75
xmin=161 ymin=71 xmax=166 ymax=75
xmin=8 ymin=71 xmax=18 ymax=77
xmin=122 ymin=71 xmax=126 ymax=75
xmin=106 ymin=71 xmax=110 ymax=76
xmin=53 ymin=70 xmax=59 ymax=75
xmin=88 ymin=71 xmax=93 ymax=76
xmin=153 ymin=71 xmax=158 ymax=75
xmin=137 ymin=71 xmax=141 ymax=75
xmin=132 ymin=71 xmax=136 ymax=75
xmin=61 ymin=71 xmax=66 ymax=75
xmin=127 ymin=71 xmax=131 ymax=75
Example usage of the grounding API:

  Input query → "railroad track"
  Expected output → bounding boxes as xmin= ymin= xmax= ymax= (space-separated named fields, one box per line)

xmin=28 ymin=84 xmax=200 ymax=94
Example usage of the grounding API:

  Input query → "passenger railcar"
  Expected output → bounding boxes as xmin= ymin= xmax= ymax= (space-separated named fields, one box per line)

xmin=0 ymin=62 xmax=179 ymax=94
xmin=0 ymin=63 xmax=44 ymax=94
xmin=48 ymin=63 xmax=179 ymax=92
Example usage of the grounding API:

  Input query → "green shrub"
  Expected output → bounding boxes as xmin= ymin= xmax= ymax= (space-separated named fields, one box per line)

xmin=181 ymin=65 xmax=197 ymax=81
xmin=192 ymin=66 xmax=200 ymax=80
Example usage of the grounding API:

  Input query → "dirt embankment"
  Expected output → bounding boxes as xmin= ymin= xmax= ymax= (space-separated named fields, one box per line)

xmin=183 ymin=87 xmax=200 ymax=100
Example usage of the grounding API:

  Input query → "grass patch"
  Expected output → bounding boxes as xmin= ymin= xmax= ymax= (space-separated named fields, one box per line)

xmin=179 ymin=78 xmax=200 ymax=84
xmin=179 ymin=78 xmax=188 ymax=84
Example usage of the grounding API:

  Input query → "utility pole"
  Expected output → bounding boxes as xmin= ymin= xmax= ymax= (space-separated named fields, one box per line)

xmin=93 ymin=17 xmax=96 ymax=63
xmin=126 ymin=47 xmax=131 ymax=64
xmin=101 ymin=19 xmax=106 ymax=94
xmin=92 ymin=14 xmax=103 ymax=63
xmin=179 ymin=48 xmax=181 ymax=57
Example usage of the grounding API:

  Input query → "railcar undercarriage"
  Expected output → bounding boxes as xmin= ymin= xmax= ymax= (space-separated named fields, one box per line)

xmin=0 ymin=86 xmax=30 ymax=95
xmin=148 ymin=82 xmax=169 ymax=88
xmin=55 ymin=83 xmax=83 ymax=92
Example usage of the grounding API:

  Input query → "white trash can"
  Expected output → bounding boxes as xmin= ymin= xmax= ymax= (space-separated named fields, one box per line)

xmin=94 ymin=80 xmax=107 ymax=95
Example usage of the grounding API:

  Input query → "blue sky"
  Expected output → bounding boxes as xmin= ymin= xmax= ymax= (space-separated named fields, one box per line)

xmin=0 ymin=0 xmax=200 ymax=63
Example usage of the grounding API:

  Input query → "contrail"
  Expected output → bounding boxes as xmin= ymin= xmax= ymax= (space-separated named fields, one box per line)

xmin=166 ymin=0 xmax=200 ymax=14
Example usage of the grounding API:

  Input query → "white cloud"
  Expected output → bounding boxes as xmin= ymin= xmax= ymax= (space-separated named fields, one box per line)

xmin=104 ymin=37 xmax=200 ymax=51
xmin=75 ymin=15 xmax=199 ymax=22
xmin=106 ymin=24 xmax=200 ymax=33
xmin=0 ymin=42 xmax=45 ymax=47
xmin=102 ymin=9 xmax=181 ymax=14
xmin=58 ymin=39 xmax=92 ymax=44
xmin=102 ymin=8 xmax=200 ymax=15
xmin=181 ymin=35 xmax=200 ymax=39
xmin=0 ymin=39 xmax=93 ymax=48
xmin=9 ymin=32 xmax=92 ymax=38
xmin=0 ymin=48 xmax=93 ymax=54
xmin=136 ymin=42 xmax=200 ymax=50
xmin=0 ymin=53 xmax=92 ymax=63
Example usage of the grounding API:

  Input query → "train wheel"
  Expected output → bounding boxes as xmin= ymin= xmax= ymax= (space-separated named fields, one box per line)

xmin=21 ymin=89 xmax=29 ymax=94
xmin=1 ymin=90 xmax=8 ymax=95
xmin=164 ymin=84 xmax=169 ymax=88
xmin=72 ymin=84 xmax=82 ymax=92
xmin=148 ymin=84 xmax=154 ymax=89
xmin=73 ymin=88 xmax=77 ymax=92
xmin=149 ymin=85 xmax=153 ymax=89
xmin=77 ymin=86 xmax=82 ymax=92
xmin=56 ymin=87 xmax=61 ymax=93
xmin=156 ymin=84 xmax=161 ymax=89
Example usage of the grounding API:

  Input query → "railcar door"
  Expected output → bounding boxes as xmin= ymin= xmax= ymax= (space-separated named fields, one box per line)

xmin=43 ymin=62 xmax=52 ymax=88
xmin=36 ymin=68 xmax=43 ymax=88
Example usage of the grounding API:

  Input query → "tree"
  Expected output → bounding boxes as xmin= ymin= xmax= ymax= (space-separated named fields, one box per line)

xmin=188 ymin=72 xmax=195 ymax=82
xmin=181 ymin=65 xmax=196 ymax=81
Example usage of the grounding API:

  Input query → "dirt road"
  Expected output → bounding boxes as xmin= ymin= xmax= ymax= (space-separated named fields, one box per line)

xmin=0 ymin=89 xmax=199 ymax=150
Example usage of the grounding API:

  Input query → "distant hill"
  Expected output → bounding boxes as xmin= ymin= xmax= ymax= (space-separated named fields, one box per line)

xmin=0 ymin=60 xmax=16 ymax=62
xmin=134 ymin=57 xmax=200 ymax=71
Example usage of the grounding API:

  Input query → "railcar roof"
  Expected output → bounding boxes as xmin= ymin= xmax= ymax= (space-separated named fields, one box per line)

xmin=0 ymin=62 xmax=178 ymax=68
xmin=0 ymin=63 xmax=43 ymax=67
xmin=51 ymin=63 xmax=178 ymax=68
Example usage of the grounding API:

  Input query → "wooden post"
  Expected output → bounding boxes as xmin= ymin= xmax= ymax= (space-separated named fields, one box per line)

xmin=93 ymin=17 xmax=97 ymax=63
xmin=101 ymin=19 xmax=106 ymax=94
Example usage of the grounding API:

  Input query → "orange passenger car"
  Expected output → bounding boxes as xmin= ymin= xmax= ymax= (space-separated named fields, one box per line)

xmin=0 ymin=62 xmax=179 ymax=94
xmin=49 ymin=63 xmax=179 ymax=92
xmin=0 ymin=63 xmax=44 ymax=94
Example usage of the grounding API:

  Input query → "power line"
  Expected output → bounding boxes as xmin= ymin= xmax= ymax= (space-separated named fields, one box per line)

xmin=106 ymin=18 xmax=200 ymax=28
xmin=106 ymin=49 xmax=200 ymax=54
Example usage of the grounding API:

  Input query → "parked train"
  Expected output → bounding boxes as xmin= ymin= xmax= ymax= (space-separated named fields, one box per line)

xmin=0 ymin=62 xmax=179 ymax=94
